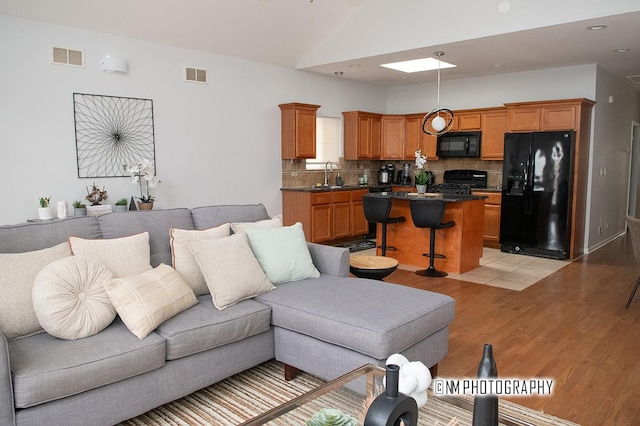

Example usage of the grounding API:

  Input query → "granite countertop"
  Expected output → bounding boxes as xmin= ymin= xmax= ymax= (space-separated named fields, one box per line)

xmin=472 ymin=186 xmax=502 ymax=193
xmin=365 ymin=191 xmax=488 ymax=202
xmin=281 ymin=185 xmax=378 ymax=192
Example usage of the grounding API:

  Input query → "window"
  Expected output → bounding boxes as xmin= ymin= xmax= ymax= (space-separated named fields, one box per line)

xmin=306 ymin=116 xmax=341 ymax=170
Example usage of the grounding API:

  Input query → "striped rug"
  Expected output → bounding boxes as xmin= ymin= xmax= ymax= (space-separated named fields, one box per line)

xmin=118 ymin=360 xmax=578 ymax=426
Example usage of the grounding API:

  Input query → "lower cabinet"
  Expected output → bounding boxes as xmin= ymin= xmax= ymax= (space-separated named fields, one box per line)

xmin=472 ymin=191 xmax=502 ymax=248
xmin=283 ymin=189 xmax=368 ymax=243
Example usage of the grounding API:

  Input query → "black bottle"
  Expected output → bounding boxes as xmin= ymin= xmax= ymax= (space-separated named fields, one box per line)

xmin=364 ymin=364 xmax=418 ymax=426
xmin=472 ymin=344 xmax=498 ymax=426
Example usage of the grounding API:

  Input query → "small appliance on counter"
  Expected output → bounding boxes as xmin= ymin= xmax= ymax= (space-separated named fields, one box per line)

xmin=378 ymin=166 xmax=391 ymax=184
xmin=396 ymin=163 xmax=412 ymax=184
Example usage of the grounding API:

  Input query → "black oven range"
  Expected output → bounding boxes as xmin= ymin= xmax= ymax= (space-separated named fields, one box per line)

xmin=429 ymin=169 xmax=488 ymax=195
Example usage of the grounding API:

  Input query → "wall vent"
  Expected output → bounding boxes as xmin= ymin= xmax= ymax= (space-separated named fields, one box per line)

xmin=185 ymin=67 xmax=208 ymax=84
xmin=51 ymin=47 xmax=84 ymax=67
xmin=626 ymin=75 xmax=640 ymax=85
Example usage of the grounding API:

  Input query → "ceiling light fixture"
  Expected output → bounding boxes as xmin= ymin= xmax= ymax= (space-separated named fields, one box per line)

xmin=614 ymin=48 xmax=630 ymax=53
xmin=587 ymin=25 xmax=607 ymax=31
xmin=422 ymin=51 xmax=454 ymax=136
xmin=381 ymin=57 xmax=455 ymax=73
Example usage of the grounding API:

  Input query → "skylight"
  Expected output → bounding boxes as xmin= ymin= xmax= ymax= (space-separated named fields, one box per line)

xmin=381 ymin=57 xmax=456 ymax=73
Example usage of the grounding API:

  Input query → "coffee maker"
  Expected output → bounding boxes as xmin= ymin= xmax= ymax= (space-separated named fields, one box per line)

xmin=396 ymin=163 xmax=411 ymax=184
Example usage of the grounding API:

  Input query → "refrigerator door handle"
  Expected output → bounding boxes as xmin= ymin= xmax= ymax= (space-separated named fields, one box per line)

xmin=523 ymin=159 xmax=530 ymax=214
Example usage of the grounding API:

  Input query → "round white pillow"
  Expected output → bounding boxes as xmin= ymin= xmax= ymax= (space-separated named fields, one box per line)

xmin=32 ymin=256 xmax=116 ymax=340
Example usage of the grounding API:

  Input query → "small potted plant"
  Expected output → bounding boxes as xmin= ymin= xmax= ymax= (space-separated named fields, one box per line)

xmin=124 ymin=159 xmax=162 ymax=210
xmin=73 ymin=200 xmax=87 ymax=217
xmin=114 ymin=197 xmax=128 ymax=213
xmin=38 ymin=196 xmax=53 ymax=220
xmin=414 ymin=149 xmax=433 ymax=194
xmin=85 ymin=183 xmax=112 ymax=215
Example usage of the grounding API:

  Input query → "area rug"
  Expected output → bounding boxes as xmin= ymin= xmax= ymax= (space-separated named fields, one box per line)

xmin=118 ymin=360 xmax=578 ymax=426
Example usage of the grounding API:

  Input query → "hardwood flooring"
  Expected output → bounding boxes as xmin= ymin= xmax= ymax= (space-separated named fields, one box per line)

xmin=383 ymin=233 xmax=640 ymax=425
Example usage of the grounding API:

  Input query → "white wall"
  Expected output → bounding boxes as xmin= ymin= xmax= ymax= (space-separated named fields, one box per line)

xmin=587 ymin=66 xmax=640 ymax=249
xmin=0 ymin=16 xmax=386 ymax=225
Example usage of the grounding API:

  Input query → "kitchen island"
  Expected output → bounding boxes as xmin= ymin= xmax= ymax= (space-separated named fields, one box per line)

xmin=365 ymin=192 xmax=487 ymax=275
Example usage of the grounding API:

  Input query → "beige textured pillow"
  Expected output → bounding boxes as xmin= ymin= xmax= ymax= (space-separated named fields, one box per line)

xmin=32 ymin=256 xmax=116 ymax=340
xmin=170 ymin=223 xmax=231 ymax=296
xmin=69 ymin=232 xmax=152 ymax=277
xmin=189 ymin=233 xmax=275 ymax=310
xmin=0 ymin=243 xmax=71 ymax=339
xmin=103 ymin=264 xmax=198 ymax=339
xmin=230 ymin=215 xmax=283 ymax=234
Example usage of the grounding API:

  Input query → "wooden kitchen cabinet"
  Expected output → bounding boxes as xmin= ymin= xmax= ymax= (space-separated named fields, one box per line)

xmin=480 ymin=108 xmax=509 ymax=160
xmin=449 ymin=110 xmax=482 ymax=131
xmin=381 ymin=115 xmax=405 ymax=159
xmin=405 ymin=113 xmax=437 ymax=160
xmin=279 ymin=103 xmax=320 ymax=159
xmin=506 ymin=99 xmax=584 ymax=132
xmin=282 ymin=189 xmax=369 ymax=243
xmin=343 ymin=111 xmax=382 ymax=160
xmin=472 ymin=190 xmax=502 ymax=247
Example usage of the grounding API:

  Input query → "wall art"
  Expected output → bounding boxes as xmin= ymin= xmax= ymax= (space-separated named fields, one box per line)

xmin=73 ymin=93 xmax=156 ymax=178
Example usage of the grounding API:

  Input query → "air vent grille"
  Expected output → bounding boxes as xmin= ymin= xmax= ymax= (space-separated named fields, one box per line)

xmin=51 ymin=47 xmax=84 ymax=67
xmin=626 ymin=75 xmax=640 ymax=85
xmin=185 ymin=67 xmax=208 ymax=84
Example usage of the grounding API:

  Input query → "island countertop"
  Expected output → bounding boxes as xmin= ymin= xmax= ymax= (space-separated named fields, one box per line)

xmin=364 ymin=192 xmax=486 ymax=274
xmin=364 ymin=191 xmax=488 ymax=202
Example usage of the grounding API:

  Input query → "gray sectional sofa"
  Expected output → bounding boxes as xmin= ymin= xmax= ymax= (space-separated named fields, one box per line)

xmin=0 ymin=204 xmax=455 ymax=426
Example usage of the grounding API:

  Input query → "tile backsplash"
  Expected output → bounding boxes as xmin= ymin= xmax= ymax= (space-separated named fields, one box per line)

xmin=282 ymin=158 xmax=503 ymax=188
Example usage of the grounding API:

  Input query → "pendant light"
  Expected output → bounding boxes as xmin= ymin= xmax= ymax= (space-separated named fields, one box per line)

xmin=422 ymin=51 xmax=454 ymax=136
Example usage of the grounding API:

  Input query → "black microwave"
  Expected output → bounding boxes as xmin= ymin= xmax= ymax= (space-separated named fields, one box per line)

xmin=436 ymin=131 xmax=481 ymax=157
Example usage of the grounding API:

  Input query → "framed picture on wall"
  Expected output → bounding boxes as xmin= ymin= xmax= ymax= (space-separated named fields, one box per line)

xmin=73 ymin=93 xmax=156 ymax=178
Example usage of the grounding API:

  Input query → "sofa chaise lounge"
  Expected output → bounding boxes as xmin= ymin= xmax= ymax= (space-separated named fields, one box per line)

xmin=0 ymin=204 xmax=455 ymax=426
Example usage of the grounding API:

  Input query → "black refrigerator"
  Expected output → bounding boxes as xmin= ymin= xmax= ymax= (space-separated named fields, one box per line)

xmin=500 ymin=130 xmax=575 ymax=259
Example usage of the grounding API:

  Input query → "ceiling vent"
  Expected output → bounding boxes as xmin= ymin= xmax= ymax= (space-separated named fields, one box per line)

xmin=185 ymin=67 xmax=208 ymax=84
xmin=51 ymin=47 xmax=84 ymax=67
xmin=626 ymin=75 xmax=640 ymax=85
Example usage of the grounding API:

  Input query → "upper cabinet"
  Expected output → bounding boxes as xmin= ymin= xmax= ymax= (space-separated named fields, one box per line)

xmin=449 ymin=111 xmax=482 ymax=131
xmin=480 ymin=108 xmax=509 ymax=160
xmin=343 ymin=111 xmax=382 ymax=160
xmin=381 ymin=115 xmax=405 ymax=159
xmin=405 ymin=113 xmax=437 ymax=160
xmin=279 ymin=103 xmax=320 ymax=159
xmin=505 ymin=98 xmax=596 ymax=132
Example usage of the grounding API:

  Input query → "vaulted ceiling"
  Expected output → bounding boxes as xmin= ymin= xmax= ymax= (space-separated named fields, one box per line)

xmin=1 ymin=0 xmax=640 ymax=89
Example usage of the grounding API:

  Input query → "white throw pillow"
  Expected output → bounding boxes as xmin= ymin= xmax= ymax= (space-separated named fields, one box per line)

xmin=103 ymin=264 xmax=198 ymax=340
xmin=32 ymin=256 xmax=116 ymax=340
xmin=189 ymin=233 xmax=275 ymax=310
xmin=230 ymin=215 xmax=283 ymax=234
xmin=170 ymin=224 xmax=231 ymax=296
xmin=245 ymin=222 xmax=320 ymax=284
xmin=69 ymin=232 xmax=152 ymax=278
xmin=0 ymin=243 xmax=71 ymax=339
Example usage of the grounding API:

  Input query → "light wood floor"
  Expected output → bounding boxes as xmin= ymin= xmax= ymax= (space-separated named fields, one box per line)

xmin=382 ymin=233 xmax=640 ymax=425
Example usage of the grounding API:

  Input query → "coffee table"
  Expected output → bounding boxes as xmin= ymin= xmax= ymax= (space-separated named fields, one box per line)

xmin=240 ymin=364 xmax=533 ymax=426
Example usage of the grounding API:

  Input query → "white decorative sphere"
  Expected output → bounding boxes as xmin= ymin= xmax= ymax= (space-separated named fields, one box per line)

xmin=432 ymin=115 xmax=446 ymax=132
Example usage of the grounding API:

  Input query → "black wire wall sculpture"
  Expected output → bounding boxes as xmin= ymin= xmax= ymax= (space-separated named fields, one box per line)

xmin=73 ymin=93 xmax=156 ymax=178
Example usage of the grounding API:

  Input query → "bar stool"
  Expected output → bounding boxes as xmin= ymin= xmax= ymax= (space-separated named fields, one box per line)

xmin=409 ymin=199 xmax=455 ymax=277
xmin=363 ymin=196 xmax=405 ymax=256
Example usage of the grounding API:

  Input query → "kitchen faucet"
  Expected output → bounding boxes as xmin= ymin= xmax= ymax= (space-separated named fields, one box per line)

xmin=324 ymin=161 xmax=331 ymax=187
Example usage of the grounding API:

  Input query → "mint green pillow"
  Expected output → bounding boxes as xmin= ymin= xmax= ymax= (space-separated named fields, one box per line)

xmin=245 ymin=222 xmax=320 ymax=284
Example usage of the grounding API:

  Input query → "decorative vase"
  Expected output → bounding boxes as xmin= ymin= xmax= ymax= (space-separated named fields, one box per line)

xmin=472 ymin=344 xmax=498 ymax=426
xmin=364 ymin=364 xmax=418 ymax=426
xmin=114 ymin=205 xmax=127 ymax=213
xmin=37 ymin=207 xmax=53 ymax=220
xmin=138 ymin=202 xmax=153 ymax=210
xmin=416 ymin=184 xmax=427 ymax=194
xmin=74 ymin=207 xmax=87 ymax=217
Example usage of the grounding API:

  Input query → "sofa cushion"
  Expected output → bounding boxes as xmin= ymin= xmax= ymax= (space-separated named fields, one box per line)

xmin=69 ymin=232 xmax=152 ymax=277
xmin=98 ymin=208 xmax=194 ymax=267
xmin=189 ymin=233 xmax=275 ymax=310
xmin=170 ymin=224 xmax=231 ymax=295
xmin=245 ymin=222 xmax=320 ymax=284
xmin=155 ymin=295 xmax=272 ymax=360
xmin=8 ymin=318 xmax=166 ymax=408
xmin=0 ymin=216 xmax=101 ymax=254
xmin=255 ymin=276 xmax=456 ymax=360
xmin=103 ymin=264 xmax=198 ymax=339
xmin=191 ymin=204 xmax=269 ymax=230
xmin=230 ymin=215 xmax=282 ymax=234
xmin=32 ymin=256 xmax=116 ymax=340
xmin=0 ymin=242 xmax=72 ymax=339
